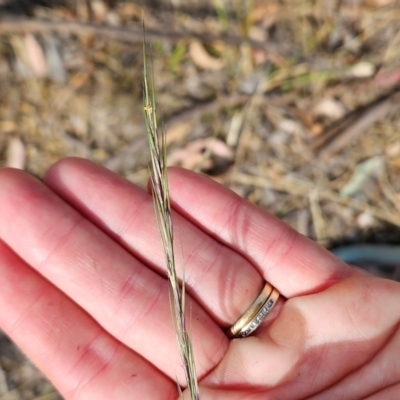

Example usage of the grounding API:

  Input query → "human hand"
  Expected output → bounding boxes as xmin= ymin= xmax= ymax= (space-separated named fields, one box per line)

xmin=0 ymin=158 xmax=399 ymax=399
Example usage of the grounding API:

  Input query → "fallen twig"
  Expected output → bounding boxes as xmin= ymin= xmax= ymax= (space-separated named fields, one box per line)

xmin=166 ymin=94 xmax=249 ymax=128
xmin=0 ymin=17 xmax=281 ymax=54
xmin=314 ymin=92 xmax=400 ymax=157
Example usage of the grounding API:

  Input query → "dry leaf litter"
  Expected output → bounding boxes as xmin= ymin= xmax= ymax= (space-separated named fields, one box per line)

xmin=1 ymin=0 xmax=400 ymax=398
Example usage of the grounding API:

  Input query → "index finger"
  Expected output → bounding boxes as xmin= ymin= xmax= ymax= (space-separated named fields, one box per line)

xmin=167 ymin=168 xmax=354 ymax=297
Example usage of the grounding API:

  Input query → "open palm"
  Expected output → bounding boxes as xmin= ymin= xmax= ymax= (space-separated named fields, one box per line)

xmin=0 ymin=158 xmax=399 ymax=399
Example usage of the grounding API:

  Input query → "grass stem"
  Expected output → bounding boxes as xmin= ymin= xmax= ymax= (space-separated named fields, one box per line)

xmin=142 ymin=27 xmax=199 ymax=400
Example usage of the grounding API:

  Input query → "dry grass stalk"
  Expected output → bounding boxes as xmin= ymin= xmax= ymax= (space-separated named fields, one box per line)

xmin=309 ymin=189 xmax=327 ymax=244
xmin=142 ymin=35 xmax=199 ymax=400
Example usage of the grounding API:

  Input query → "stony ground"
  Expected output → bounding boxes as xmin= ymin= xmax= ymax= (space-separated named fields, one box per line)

xmin=1 ymin=0 xmax=400 ymax=398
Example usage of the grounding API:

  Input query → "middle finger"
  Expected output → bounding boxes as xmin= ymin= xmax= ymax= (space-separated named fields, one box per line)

xmin=45 ymin=158 xmax=265 ymax=326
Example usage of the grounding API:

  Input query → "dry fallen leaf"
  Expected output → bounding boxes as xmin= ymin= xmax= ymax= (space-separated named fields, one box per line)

xmin=366 ymin=0 xmax=395 ymax=6
xmin=0 ymin=120 xmax=17 ymax=133
xmin=309 ymin=122 xmax=324 ymax=137
xmin=189 ymin=40 xmax=225 ymax=71
xmin=278 ymin=119 xmax=304 ymax=136
xmin=167 ymin=137 xmax=233 ymax=173
xmin=248 ymin=26 xmax=267 ymax=42
xmin=76 ymin=0 xmax=89 ymax=21
xmin=6 ymin=137 xmax=26 ymax=170
xmin=388 ymin=158 xmax=400 ymax=170
xmin=314 ymin=98 xmax=346 ymax=121
xmin=349 ymin=62 xmax=376 ymax=78
xmin=374 ymin=69 xmax=400 ymax=89
xmin=340 ymin=156 xmax=384 ymax=197
xmin=357 ymin=212 xmax=375 ymax=229
xmin=91 ymin=0 xmax=108 ymax=22
xmin=165 ymin=121 xmax=192 ymax=146
xmin=250 ymin=3 xmax=279 ymax=27
xmin=45 ymin=37 xmax=67 ymax=85
xmin=386 ymin=140 xmax=400 ymax=158
xmin=24 ymin=34 xmax=47 ymax=78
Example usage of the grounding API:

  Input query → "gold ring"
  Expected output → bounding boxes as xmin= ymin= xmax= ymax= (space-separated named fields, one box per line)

xmin=227 ymin=282 xmax=279 ymax=338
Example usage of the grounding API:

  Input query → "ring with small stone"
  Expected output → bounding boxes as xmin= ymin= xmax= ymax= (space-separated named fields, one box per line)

xmin=227 ymin=282 xmax=280 ymax=338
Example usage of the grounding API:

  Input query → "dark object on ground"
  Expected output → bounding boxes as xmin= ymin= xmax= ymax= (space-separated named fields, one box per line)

xmin=333 ymin=244 xmax=400 ymax=281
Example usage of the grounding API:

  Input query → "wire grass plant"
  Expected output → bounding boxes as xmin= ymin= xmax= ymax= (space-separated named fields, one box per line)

xmin=142 ymin=33 xmax=199 ymax=400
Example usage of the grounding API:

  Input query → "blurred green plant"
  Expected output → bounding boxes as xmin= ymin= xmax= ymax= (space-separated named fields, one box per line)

xmin=167 ymin=42 xmax=187 ymax=74
xmin=212 ymin=0 xmax=230 ymax=33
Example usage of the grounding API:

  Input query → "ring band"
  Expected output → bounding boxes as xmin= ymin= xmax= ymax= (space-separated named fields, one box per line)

xmin=228 ymin=282 xmax=279 ymax=338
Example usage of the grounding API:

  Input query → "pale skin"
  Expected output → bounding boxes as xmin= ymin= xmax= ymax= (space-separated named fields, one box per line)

xmin=0 ymin=158 xmax=399 ymax=399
